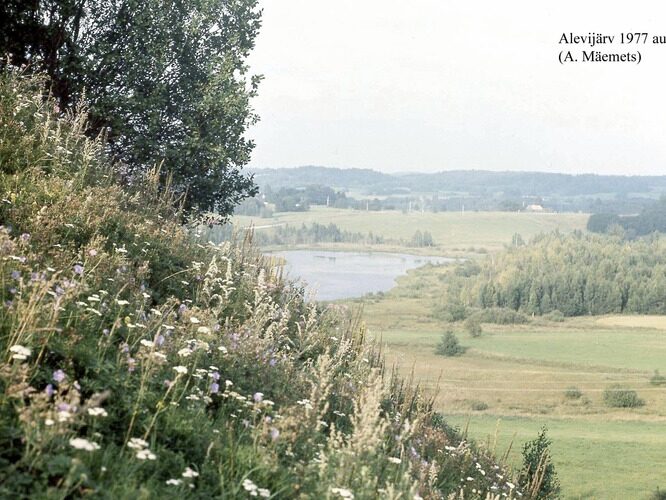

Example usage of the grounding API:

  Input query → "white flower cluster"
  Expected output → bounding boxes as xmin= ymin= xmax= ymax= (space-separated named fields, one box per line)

xmin=242 ymin=479 xmax=270 ymax=497
xmin=127 ymin=437 xmax=156 ymax=460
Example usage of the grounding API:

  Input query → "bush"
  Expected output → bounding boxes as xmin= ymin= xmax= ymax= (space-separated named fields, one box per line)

xmin=435 ymin=303 xmax=468 ymax=322
xmin=650 ymin=370 xmax=666 ymax=386
xmin=464 ymin=317 xmax=482 ymax=338
xmin=435 ymin=331 xmax=466 ymax=357
xmin=563 ymin=387 xmax=582 ymax=400
xmin=518 ymin=427 xmax=560 ymax=499
xmin=544 ymin=310 xmax=565 ymax=322
xmin=603 ymin=385 xmax=645 ymax=408
xmin=469 ymin=307 xmax=529 ymax=325
xmin=470 ymin=400 xmax=489 ymax=411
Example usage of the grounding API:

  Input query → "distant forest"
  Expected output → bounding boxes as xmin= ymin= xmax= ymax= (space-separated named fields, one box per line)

xmin=444 ymin=232 xmax=666 ymax=317
xmin=588 ymin=197 xmax=666 ymax=237
xmin=244 ymin=166 xmax=666 ymax=215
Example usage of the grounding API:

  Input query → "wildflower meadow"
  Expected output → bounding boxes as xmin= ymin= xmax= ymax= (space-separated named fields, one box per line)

xmin=0 ymin=72 xmax=528 ymax=498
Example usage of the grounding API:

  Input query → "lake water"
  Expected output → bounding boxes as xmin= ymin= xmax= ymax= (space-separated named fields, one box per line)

xmin=269 ymin=250 xmax=455 ymax=301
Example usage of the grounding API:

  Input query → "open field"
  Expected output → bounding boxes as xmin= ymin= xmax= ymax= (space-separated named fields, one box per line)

xmin=349 ymin=265 xmax=666 ymax=499
xmin=233 ymin=208 xmax=589 ymax=254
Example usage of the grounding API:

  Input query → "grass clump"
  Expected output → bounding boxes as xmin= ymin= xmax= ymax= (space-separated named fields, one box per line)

xmin=0 ymin=71 xmax=522 ymax=498
xmin=435 ymin=331 xmax=466 ymax=357
xmin=603 ymin=385 xmax=645 ymax=408
xmin=470 ymin=400 xmax=489 ymax=411
xmin=564 ymin=386 xmax=583 ymax=400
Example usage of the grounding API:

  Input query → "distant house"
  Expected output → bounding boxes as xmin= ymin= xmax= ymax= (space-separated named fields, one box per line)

xmin=525 ymin=204 xmax=545 ymax=212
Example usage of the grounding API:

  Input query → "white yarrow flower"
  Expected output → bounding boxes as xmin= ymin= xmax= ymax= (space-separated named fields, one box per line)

xmin=182 ymin=467 xmax=199 ymax=478
xmin=173 ymin=365 xmax=188 ymax=375
xmin=69 ymin=437 xmax=101 ymax=451
xmin=331 ymin=487 xmax=354 ymax=499
xmin=127 ymin=437 xmax=149 ymax=450
xmin=136 ymin=449 xmax=157 ymax=460
xmin=87 ymin=407 xmax=108 ymax=417
xmin=9 ymin=344 xmax=31 ymax=360
xmin=388 ymin=457 xmax=402 ymax=464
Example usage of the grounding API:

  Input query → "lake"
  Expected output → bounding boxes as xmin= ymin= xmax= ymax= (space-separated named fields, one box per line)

xmin=269 ymin=250 xmax=455 ymax=301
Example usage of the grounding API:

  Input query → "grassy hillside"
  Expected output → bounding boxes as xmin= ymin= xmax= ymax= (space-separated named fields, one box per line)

xmin=233 ymin=208 xmax=588 ymax=255
xmin=0 ymin=74 xmax=528 ymax=497
xmin=354 ymin=264 xmax=666 ymax=498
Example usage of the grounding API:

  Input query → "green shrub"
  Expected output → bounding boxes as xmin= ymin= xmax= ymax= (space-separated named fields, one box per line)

xmin=544 ymin=310 xmax=565 ymax=322
xmin=518 ymin=426 xmax=560 ymax=499
xmin=603 ymin=385 xmax=645 ymax=408
xmin=464 ymin=317 xmax=483 ymax=338
xmin=469 ymin=307 xmax=529 ymax=325
xmin=435 ymin=303 xmax=468 ymax=322
xmin=650 ymin=370 xmax=666 ymax=386
xmin=564 ymin=386 xmax=582 ymax=400
xmin=435 ymin=331 xmax=466 ymax=357
xmin=470 ymin=400 xmax=489 ymax=411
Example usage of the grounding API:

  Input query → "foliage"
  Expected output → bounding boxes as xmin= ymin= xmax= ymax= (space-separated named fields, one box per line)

xmin=563 ymin=387 xmax=582 ymax=400
xmin=469 ymin=307 xmax=529 ymax=325
xmin=1 ymin=0 xmax=261 ymax=215
xmin=446 ymin=232 xmax=666 ymax=317
xmin=470 ymin=400 xmax=489 ymax=411
xmin=544 ymin=310 xmax=565 ymax=322
xmin=603 ymin=385 xmax=645 ymax=408
xmin=464 ymin=317 xmax=483 ymax=338
xmin=435 ymin=331 xmax=466 ymax=357
xmin=650 ymin=370 xmax=666 ymax=387
xmin=588 ymin=197 xmax=666 ymax=238
xmin=409 ymin=229 xmax=435 ymax=247
xmin=518 ymin=427 xmax=560 ymax=499
xmin=0 ymin=71 xmax=521 ymax=499
xmin=650 ymin=488 xmax=666 ymax=500
xmin=223 ymin=222 xmax=385 ymax=247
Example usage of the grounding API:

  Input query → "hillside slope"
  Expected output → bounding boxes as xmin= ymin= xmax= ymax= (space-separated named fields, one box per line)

xmin=0 ymin=73 xmax=522 ymax=498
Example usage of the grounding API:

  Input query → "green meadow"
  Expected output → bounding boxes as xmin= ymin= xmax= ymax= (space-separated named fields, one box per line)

xmin=354 ymin=265 xmax=666 ymax=499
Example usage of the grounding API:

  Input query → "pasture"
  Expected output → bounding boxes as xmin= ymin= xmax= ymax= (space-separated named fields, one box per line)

xmin=354 ymin=266 xmax=666 ymax=499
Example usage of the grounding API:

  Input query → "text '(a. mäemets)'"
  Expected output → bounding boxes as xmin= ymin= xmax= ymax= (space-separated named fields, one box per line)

xmin=558 ymin=32 xmax=666 ymax=65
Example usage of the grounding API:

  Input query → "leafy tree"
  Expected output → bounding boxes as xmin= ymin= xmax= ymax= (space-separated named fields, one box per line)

xmin=518 ymin=427 xmax=560 ymax=499
xmin=435 ymin=331 xmax=466 ymax=357
xmin=1 ymin=0 xmax=261 ymax=215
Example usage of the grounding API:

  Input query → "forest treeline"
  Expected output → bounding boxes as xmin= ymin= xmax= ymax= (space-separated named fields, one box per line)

xmin=446 ymin=232 xmax=666 ymax=316
xmin=588 ymin=197 xmax=666 ymax=237
xmin=207 ymin=222 xmax=435 ymax=248
xmin=244 ymin=167 xmax=666 ymax=214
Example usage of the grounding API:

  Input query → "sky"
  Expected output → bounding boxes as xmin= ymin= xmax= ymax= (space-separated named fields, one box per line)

xmin=246 ymin=1 xmax=666 ymax=175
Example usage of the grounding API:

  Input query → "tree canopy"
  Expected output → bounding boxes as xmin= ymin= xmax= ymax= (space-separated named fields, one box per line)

xmin=443 ymin=232 xmax=666 ymax=316
xmin=1 ymin=0 xmax=261 ymax=215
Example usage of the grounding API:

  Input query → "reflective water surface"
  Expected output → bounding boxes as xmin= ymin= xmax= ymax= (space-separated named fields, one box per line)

xmin=270 ymin=250 xmax=455 ymax=301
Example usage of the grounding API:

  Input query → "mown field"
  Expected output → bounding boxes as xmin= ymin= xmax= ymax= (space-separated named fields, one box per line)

xmin=233 ymin=208 xmax=589 ymax=255
xmin=353 ymin=265 xmax=666 ymax=499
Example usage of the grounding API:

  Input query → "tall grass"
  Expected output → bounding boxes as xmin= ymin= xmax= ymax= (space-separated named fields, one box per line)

xmin=0 ymin=71 xmax=522 ymax=498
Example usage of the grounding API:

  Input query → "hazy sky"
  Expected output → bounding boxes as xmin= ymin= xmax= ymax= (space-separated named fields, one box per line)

xmin=247 ymin=1 xmax=666 ymax=175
